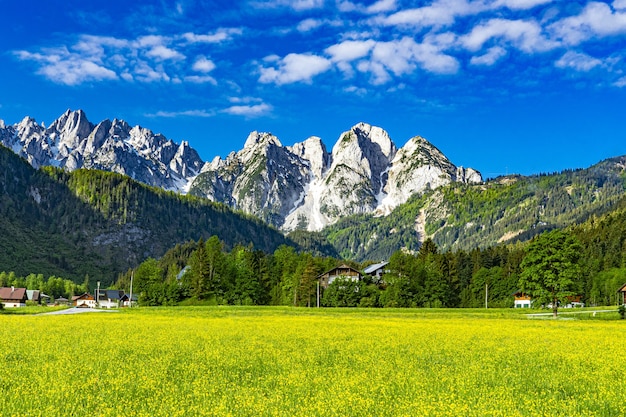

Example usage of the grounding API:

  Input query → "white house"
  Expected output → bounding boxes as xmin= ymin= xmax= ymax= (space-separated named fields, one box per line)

xmin=513 ymin=292 xmax=532 ymax=308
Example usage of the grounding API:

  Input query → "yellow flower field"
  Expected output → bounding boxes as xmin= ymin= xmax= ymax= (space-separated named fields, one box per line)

xmin=0 ymin=307 xmax=624 ymax=416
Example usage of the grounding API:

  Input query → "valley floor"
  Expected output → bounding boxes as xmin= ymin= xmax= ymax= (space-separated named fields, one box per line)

xmin=1 ymin=306 xmax=623 ymax=416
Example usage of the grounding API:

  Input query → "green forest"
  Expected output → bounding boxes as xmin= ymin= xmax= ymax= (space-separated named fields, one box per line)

xmin=0 ymin=145 xmax=296 ymax=285
xmin=117 ymin=196 xmax=626 ymax=308
xmin=3 ymin=142 xmax=626 ymax=309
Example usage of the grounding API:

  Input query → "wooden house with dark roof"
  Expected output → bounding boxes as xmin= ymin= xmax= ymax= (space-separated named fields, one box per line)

xmin=0 ymin=287 xmax=28 ymax=308
xmin=318 ymin=264 xmax=362 ymax=289
xmin=72 ymin=292 xmax=96 ymax=308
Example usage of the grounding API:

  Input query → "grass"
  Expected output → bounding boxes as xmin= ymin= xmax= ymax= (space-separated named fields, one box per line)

xmin=0 ymin=306 xmax=624 ymax=416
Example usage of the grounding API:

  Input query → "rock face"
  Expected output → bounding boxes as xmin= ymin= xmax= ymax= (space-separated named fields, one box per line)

xmin=0 ymin=109 xmax=204 ymax=191
xmin=190 ymin=122 xmax=482 ymax=231
xmin=0 ymin=111 xmax=482 ymax=231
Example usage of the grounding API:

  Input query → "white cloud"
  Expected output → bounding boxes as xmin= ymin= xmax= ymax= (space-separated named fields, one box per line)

xmin=182 ymin=28 xmax=243 ymax=44
xmin=615 ymin=0 xmax=626 ymax=11
xmin=192 ymin=56 xmax=216 ymax=73
xmin=375 ymin=0 xmax=483 ymax=29
xmin=325 ymin=40 xmax=376 ymax=62
xmin=259 ymin=53 xmax=332 ymax=84
xmin=470 ymin=45 xmax=507 ymax=65
xmin=555 ymin=51 xmax=603 ymax=72
xmin=250 ymin=0 xmax=324 ymax=11
xmin=461 ymin=18 xmax=557 ymax=53
xmin=133 ymin=61 xmax=171 ymax=83
xmin=549 ymin=2 xmax=626 ymax=45
xmin=223 ymin=103 xmax=273 ymax=117
xmin=614 ymin=76 xmax=626 ymax=87
xmin=146 ymin=45 xmax=185 ymax=61
xmin=366 ymin=0 xmax=398 ymax=14
xmin=149 ymin=109 xmax=215 ymax=118
xmin=340 ymin=0 xmax=398 ymax=14
xmin=350 ymin=36 xmax=459 ymax=83
xmin=14 ymin=49 xmax=118 ymax=85
xmin=295 ymin=18 xmax=342 ymax=32
xmin=184 ymin=75 xmax=218 ymax=84
xmin=492 ymin=0 xmax=552 ymax=10
xmin=297 ymin=18 xmax=324 ymax=32
xmin=344 ymin=85 xmax=368 ymax=95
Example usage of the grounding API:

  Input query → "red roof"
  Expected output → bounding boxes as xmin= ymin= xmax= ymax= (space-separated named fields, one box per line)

xmin=0 ymin=287 xmax=27 ymax=302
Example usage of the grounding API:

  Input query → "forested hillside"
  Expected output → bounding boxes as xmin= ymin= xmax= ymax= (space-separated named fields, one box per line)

xmin=0 ymin=145 xmax=296 ymax=285
xmin=127 ymin=192 xmax=626 ymax=309
xmin=320 ymin=157 xmax=626 ymax=261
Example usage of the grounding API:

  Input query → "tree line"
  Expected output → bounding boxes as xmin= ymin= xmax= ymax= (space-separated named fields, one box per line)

xmin=118 ymin=222 xmax=624 ymax=309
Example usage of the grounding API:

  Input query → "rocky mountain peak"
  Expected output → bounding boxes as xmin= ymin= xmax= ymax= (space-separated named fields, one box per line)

xmin=1 ymin=110 xmax=205 ymax=191
xmin=243 ymin=131 xmax=282 ymax=149
xmin=289 ymin=136 xmax=329 ymax=179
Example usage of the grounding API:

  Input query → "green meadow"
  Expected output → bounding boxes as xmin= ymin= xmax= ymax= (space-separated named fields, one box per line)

xmin=1 ymin=307 xmax=623 ymax=416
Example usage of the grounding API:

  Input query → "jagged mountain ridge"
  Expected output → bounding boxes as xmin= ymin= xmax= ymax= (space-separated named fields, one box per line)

xmin=190 ymin=122 xmax=482 ymax=231
xmin=1 ymin=111 xmax=482 ymax=231
xmin=0 ymin=109 xmax=204 ymax=191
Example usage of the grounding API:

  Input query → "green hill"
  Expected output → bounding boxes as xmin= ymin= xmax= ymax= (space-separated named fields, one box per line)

xmin=0 ymin=145 xmax=294 ymax=285
xmin=318 ymin=157 xmax=626 ymax=261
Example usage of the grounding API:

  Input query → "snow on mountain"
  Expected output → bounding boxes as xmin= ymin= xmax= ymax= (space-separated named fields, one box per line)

xmin=0 ymin=110 xmax=482 ymax=231
xmin=0 ymin=109 xmax=204 ymax=191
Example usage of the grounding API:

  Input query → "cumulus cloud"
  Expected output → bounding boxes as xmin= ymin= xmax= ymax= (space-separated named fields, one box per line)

xmin=492 ymin=0 xmax=553 ymax=10
xmin=461 ymin=18 xmax=556 ymax=53
xmin=325 ymin=40 xmax=376 ymax=62
xmin=14 ymin=33 xmax=227 ymax=86
xmin=470 ymin=45 xmax=507 ymax=65
xmin=339 ymin=0 xmax=398 ymax=14
xmin=375 ymin=0 xmax=485 ymax=29
xmin=192 ymin=56 xmax=216 ymax=73
xmin=14 ymin=49 xmax=118 ymax=85
xmin=555 ymin=51 xmax=603 ymax=72
xmin=223 ymin=103 xmax=273 ymax=117
xmin=549 ymin=2 xmax=626 ymax=45
xmin=259 ymin=53 xmax=332 ymax=84
xmin=182 ymin=28 xmax=243 ymax=44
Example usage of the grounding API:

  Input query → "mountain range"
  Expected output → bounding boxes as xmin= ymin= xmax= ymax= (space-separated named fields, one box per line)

xmin=0 ymin=110 xmax=481 ymax=231
xmin=3 ymin=109 xmax=626 ymax=272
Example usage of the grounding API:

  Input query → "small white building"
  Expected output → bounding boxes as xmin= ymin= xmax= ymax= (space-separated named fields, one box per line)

xmin=513 ymin=292 xmax=532 ymax=308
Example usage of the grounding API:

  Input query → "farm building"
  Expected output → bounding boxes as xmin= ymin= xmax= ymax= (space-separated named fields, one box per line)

xmin=363 ymin=261 xmax=389 ymax=283
xmin=513 ymin=292 xmax=532 ymax=308
xmin=318 ymin=265 xmax=362 ymax=289
xmin=72 ymin=292 xmax=96 ymax=308
xmin=26 ymin=290 xmax=50 ymax=305
xmin=0 ymin=287 xmax=28 ymax=308
xmin=96 ymin=289 xmax=126 ymax=309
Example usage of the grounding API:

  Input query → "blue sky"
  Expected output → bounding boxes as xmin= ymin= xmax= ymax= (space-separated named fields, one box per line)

xmin=1 ymin=0 xmax=626 ymax=178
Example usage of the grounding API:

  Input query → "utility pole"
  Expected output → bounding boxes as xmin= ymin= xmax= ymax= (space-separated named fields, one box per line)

xmin=485 ymin=282 xmax=488 ymax=309
xmin=129 ymin=271 xmax=134 ymax=308
xmin=317 ymin=281 xmax=320 ymax=308
xmin=96 ymin=281 xmax=100 ymax=309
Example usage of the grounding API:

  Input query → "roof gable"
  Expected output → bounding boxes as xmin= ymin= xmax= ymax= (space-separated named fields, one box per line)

xmin=0 ymin=287 xmax=27 ymax=301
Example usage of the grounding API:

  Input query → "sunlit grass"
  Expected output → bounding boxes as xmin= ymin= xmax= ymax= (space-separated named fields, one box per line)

xmin=0 ymin=307 xmax=624 ymax=416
